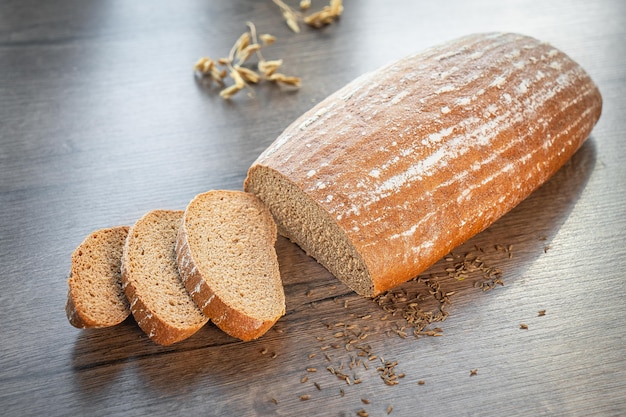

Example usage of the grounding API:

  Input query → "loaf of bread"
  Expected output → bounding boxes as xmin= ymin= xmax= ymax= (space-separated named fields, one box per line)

xmin=66 ymin=226 xmax=131 ymax=328
xmin=245 ymin=32 xmax=602 ymax=297
xmin=122 ymin=210 xmax=209 ymax=345
xmin=176 ymin=190 xmax=285 ymax=341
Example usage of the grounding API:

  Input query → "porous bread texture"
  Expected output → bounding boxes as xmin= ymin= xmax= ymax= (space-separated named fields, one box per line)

xmin=176 ymin=190 xmax=285 ymax=341
xmin=245 ymin=32 xmax=603 ymax=297
xmin=122 ymin=210 xmax=208 ymax=346
xmin=66 ymin=226 xmax=131 ymax=328
xmin=246 ymin=166 xmax=372 ymax=295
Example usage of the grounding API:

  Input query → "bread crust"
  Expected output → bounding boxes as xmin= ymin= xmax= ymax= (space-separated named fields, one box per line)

xmin=245 ymin=32 xmax=603 ymax=296
xmin=65 ymin=288 xmax=91 ymax=328
xmin=175 ymin=190 xmax=284 ymax=341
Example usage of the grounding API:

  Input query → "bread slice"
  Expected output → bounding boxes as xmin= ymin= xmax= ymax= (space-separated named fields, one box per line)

xmin=66 ymin=226 xmax=131 ymax=328
xmin=176 ymin=190 xmax=285 ymax=341
xmin=122 ymin=210 xmax=209 ymax=345
xmin=245 ymin=32 xmax=602 ymax=297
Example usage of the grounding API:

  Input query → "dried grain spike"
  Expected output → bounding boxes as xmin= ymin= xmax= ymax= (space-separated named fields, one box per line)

xmin=260 ymin=33 xmax=277 ymax=45
xmin=259 ymin=59 xmax=283 ymax=77
xmin=235 ymin=66 xmax=261 ymax=84
xmin=269 ymin=72 xmax=302 ymax=87
xmin=219 ymin=84 xmax=243 ymax=99
xmin=234 ymin=32 xmax=251 ymax=61
xmin=273 ymin=0 xmax=301 ymax=33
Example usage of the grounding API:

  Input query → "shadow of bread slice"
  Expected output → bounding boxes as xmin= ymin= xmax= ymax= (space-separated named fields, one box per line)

xmin=176 ymin=190 xmax=285 ymax=341
xmin=122 ymin=210 xmax=209 ymax=345
xmin=66 ymin=226 xmax=131 ymax=328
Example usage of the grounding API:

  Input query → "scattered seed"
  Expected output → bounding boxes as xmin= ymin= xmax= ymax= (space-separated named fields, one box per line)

xmin=418 ymin=380 xmax=425 ymax=385
xmin=520 ymin=323 xmax=529 ymax=330
xmin=470 ymin=369 xmax=478 ymax=377
xmin=300 ymin=394 xmax=310 ymax=401
xmin=314 ymin=382 xmax=321 ymax=391
xmin=356 ymin=409 xmax=369 ymax=417
xmin=387 ymin=405 xmax=394 ymax=414
xmin=306 ymin=367 xmax=317 ymax=373
xmin=361 ymin=398 xmax=370 ymax=405
xmin=538 ymin=309 xmax=546 ymax=317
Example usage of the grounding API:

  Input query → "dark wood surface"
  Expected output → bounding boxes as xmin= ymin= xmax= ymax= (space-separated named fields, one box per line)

xmin=1 ymin=1 xmax=625 ymax=416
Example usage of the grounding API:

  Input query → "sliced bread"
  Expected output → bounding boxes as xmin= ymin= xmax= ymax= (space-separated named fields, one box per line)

xmin=122 ymin=210 xmax=209 ymax=345
xmin=176 ymin=190 xmax=285 ymax=341
xmin=66 ymin=226 xmax=131 ymax=328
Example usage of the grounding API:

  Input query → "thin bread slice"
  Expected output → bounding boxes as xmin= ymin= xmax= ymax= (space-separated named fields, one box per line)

xmin=176 ymin=190 xmax=285 ymax=341
xmin=66 ymin=226 xmax=131 ymax=328
xmin=122 ymin=210 xmax=209 ymax=345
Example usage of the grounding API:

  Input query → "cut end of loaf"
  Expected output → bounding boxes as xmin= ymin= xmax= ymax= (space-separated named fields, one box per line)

xmin=176 ymin=190 xmax=286 ymax=341
xmin=66 ymin=226 xmax=131 ymax=328
xmin=245 ymin=167 xmax=376 ymax=297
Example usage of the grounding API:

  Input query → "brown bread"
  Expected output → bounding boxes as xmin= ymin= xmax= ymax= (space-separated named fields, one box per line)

xmin=244 ymin=32 xmax=602 ymax=297
xmin=122 ymin=210 xmax=208 ymax=345
xmin=176 ymin=190 xmax=285 ymax=341
xmin=66 ymin=226 xmax=130 ymax=328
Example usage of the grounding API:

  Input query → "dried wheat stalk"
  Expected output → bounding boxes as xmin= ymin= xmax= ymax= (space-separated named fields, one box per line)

xmin=194 ymin=22 xmax=301 ymax=99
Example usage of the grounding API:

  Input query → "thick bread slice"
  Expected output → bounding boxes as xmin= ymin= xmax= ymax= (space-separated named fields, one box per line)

xmin=244 ymin=32 xmax=603 ymax=297
xmin=122 ymin=210 xmax=208 ymax=345
xmin=175 ymin=190 xmax=285 ymax=341
xmin=66 ymin=226 xmax=131 ymax=328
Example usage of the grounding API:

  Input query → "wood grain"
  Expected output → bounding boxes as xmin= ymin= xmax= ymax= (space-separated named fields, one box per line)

xmin=1 ymin=1 xmax=625 ymax=416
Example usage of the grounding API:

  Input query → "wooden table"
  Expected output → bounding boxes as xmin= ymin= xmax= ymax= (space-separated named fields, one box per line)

xmin=1 ymin=1 xmax=625 ymax=416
